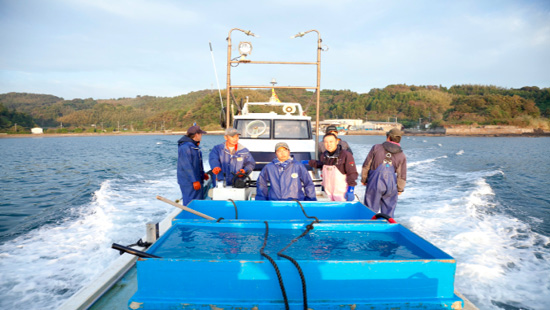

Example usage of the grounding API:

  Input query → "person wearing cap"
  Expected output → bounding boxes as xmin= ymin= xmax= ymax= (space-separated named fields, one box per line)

xmin=309 ymin=133 xmax=358 ymax=201
xmin=256 ymin=142 xmax=316 ymax=201
xmin=209 ymin=128 xmax=256 ymax=186
xmin=318 ymin=125 xmax=352 ymax=159
xmin=177 ymin=125 xmax=208 ymax=205
xmin=360 ymin=128 xmax=407 ymax=217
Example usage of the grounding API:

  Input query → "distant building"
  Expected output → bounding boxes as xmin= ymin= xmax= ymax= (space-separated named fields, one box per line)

xmin=360 ymin=121 xmax=402 ymax=132
xmin=31 ymin=127 xmax=44 ymax=134
xmin=312 ymin=119 xmax=402 ymax=133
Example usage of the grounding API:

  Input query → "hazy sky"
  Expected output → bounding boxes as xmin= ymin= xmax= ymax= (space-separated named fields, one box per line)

xmin=1 ymin=0 xmax=549 ymax=100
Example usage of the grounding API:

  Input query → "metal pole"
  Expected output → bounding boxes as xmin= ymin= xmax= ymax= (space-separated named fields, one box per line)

xmin=226 ymin=29 xmax=233 ymax=129
xmin=226 ymin=28 xmax=257 ymax=129
xmin=290 ymin=29 xmax=322 ymax=159
xmin=315 ymin=31 xmax=322 ymax=161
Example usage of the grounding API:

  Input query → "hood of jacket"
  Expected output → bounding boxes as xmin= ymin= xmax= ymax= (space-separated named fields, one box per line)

xmin=178 ymin=135 xmax=197 ymax=146
xmin=382 ymin=141 xmax=403 ymax=154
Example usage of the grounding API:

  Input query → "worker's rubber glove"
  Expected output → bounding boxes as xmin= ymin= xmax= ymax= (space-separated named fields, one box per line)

xmin=203 ymin=173 xmax=209 ymax=181
xmin=345 ymin=186 xmax=355 ymax=201
xmin=193 ymin=181 xmax=201 ymax=190
xmin=301 ymin=160 xmax=309 ymax=165
xmin=212 ymin=167 xmax=222 ymax=175
xmin=236 ymin=169 xmax=246 ymax=178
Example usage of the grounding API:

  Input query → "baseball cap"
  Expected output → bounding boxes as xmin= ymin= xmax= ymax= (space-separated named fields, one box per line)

xmin=274 ymin=142 xmax=290 ymax=152
xmin=326 ymin=125 xmax=338 ymax=133
xmin=187 ymin=125 xmax=207 ymax=135
xmin=224 ymin=128 xmax=240 ymax=136
xmin=387 ymin=128 xmax=403 ymax=138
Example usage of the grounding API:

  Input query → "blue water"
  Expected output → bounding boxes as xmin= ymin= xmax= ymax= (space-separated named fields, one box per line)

xmin=1 ymin=134 xmax=549 ymax=309
xmin=153 ymin=226 xmax=431 ymax=260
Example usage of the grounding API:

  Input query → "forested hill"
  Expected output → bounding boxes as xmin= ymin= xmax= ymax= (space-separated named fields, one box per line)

xmin=1 ymin=84 xmax=549 ymax=133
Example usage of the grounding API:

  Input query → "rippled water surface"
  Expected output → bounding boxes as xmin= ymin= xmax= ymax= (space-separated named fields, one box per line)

xmin=1 ymin=134 xmax=549 ymax=309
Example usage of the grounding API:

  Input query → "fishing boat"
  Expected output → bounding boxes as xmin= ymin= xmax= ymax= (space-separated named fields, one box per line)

xmin=59 ymin=29 xmax=476 ymax=310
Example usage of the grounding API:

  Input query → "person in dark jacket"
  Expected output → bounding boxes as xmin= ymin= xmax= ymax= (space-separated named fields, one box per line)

xmin=209 ymin=128 xmax=255 ymax=186
xmin=256 ymin=142 xmax=317 ymax=201
xmin=309 ymin=134 xmax=358 ymax=201
xmin=361 ymin=128 xmax=407 ymax=217
xmin=318 ymin=125 xmax=352 ymax=159
xmin=177 ymin=125 xmax=208 ymax=206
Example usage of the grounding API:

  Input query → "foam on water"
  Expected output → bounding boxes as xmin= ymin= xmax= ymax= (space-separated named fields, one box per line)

xmin=399 ymin=154 xmax=550 ymax=310
xmin=407 ymin=155 xmax=448 ymax=168
xmin=0 ymin=173 xmax=179 ymax=310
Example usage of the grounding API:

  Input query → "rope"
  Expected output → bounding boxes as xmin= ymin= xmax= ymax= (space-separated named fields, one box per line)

xmin=227 ymin=199 xmax=238 ymax=219
xmin=292 ymin=199 xmax=320 ymax=223
xmin=260 ymin=221 xmax=289 ymax=310
xmin=277 ymin=220 xmax=316 ymax=310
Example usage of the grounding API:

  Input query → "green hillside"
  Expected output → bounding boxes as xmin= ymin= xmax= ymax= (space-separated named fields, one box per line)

xmin=1 ymin=84 xmax=549 ymax=133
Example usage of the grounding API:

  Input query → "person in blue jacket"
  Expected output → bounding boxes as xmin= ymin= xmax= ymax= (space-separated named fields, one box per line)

xmin=256 ymin=142 xmax=317 ymax=201
xmin=209 ymin=128 xmax=255 ymax=186
xmin=177 ymin=125 xmax=208 ymax=206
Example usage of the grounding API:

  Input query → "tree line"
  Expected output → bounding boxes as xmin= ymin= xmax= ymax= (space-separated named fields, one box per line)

xmin=1 ymin=84 xmax=549 ymax=133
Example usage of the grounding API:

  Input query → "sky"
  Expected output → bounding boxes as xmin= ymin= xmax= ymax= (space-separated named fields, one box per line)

xmin=1 ymin=0 xmax=549 ymax=100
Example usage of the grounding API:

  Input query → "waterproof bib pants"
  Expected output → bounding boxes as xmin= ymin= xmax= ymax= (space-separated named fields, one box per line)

xmin=322 ymin=165 xmax=347 ymax=201
xmin=364 ymin=162 xmax=398 ymax=217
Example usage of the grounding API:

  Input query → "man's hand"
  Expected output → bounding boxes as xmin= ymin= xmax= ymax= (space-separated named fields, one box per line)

xmin=308 ymin=159 xmax=317 ymax=167
xmin=236 ymin=169 xmax=246 ymax=177
xmin=212 ymin=167 xmax=222 ymax=175
xmin=203 ymin=173 xmax=209 ymax=181
xmin=193 ymin=181 xmax=201 ymax=190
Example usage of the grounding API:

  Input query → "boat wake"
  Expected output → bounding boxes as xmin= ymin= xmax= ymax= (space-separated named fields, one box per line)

xmin=400 ymin=155 xmax=550 ymax=310
xmin=0 ymin=174 xmax=179 ymax=310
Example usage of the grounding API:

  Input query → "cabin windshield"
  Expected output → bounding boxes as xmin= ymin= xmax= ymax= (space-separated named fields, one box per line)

xmin=235 ymin=119 xmax=311 ymax=139
xmin=274 ymin=120 xmax=310 ymax=139
xmin=236 ymin=119 xmax=272 ymax=139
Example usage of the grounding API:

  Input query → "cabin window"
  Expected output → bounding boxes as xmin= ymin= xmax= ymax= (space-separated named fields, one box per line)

xmin=235 ymin=119 xmax=272 ymax=139
xmin=273 ymin=120 xmax=310 ymax=139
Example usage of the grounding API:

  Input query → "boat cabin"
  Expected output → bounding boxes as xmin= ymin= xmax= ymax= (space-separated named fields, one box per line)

xmin=234 ymin=101 xmax=315 ymax=172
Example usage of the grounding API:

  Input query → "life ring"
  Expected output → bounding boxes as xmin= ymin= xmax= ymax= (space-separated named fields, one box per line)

xmin=246 ymin=120 xmax=267 ymax=137
xmin=371 ymin=213 xmax=397 ymax=223
xmin=282 ymin=104 xmax=296 ymax=114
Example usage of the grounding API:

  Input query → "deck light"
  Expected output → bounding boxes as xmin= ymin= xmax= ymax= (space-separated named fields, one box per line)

xmin=238 ymin=41 xmax=252 ymax=61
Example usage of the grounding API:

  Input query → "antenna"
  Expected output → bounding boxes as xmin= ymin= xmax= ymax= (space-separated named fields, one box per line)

xmin=209 ymin=42 xmax=224 ymax=110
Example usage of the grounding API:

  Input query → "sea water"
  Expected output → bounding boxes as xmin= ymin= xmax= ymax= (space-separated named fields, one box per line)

xmin=152 ymin=226 xmax=431 ymax=260
xmin=0 ymin=134 xmax=549 ymax=309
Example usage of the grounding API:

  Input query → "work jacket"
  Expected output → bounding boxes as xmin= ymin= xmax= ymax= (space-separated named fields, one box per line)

xmin=310 ymin=145 xmax=358 ymax=187
xmin=360 ymin=141 xmax=407 ymax=192
xmin=256 ymin=158 xmax=316 ymax=201
xmin=177 ymin=136 xmax=205 ymax=205
xmin=209 ymin=142 xmax=255 ymax=186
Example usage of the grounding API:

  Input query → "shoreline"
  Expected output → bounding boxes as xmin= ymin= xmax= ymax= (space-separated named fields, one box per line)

xmin=2 ymin=130 xmax=549 ymax=138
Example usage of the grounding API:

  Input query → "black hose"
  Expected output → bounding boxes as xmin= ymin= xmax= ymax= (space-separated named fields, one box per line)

xmin=292 ymin=199 xmax=320 ymax=223
xmin=111 ymin=243 xmax=160 ymax=258
xmin=277 ymin=221 xmax=316 ymax=310
xmin=260 ymin=221 xmax=289 ymax=310
xmin=227 ymin=199 xmax=238 ymax=219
